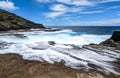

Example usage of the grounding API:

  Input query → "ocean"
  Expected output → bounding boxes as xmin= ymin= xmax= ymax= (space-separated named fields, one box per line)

xmin=1 ymin=26 xmax=120 ymax=45
xmin=53 ymin=26 xmax=120 ymax=35
xmin=0 ymin=26 xmax=120 ymax=75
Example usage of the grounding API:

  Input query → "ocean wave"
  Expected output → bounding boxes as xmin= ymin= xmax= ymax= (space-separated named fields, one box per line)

xmin=0 ymin=29 xmax=119 ymax=75
xmin=0 ymin=42 xmax=119 ymax=75
xmin=0 ymin=29 xmax=111 ymax=45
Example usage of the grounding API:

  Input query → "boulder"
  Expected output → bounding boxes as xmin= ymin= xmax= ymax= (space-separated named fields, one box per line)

xmin=48 ymin=41 xmax=56 ymax=45
xmin=100 ymin=30 xmax=120 ymax=50
xmin=111 ymin=30 xmax=120 ymax=41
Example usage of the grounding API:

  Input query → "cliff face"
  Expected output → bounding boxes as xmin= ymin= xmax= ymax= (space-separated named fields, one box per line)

xmin=111 ymin=30 xmax=120 ymax=41
xmin=0 ymin=9 xmax=45 ymax=31
xmin=100 ymin=30 xmax=120 ymax=50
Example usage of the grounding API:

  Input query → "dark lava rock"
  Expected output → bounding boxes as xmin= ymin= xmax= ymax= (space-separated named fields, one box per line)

xmin=70 ymin=44 xmax=82 ymax=50
xmin=0 ymin=41 xmax=9 ymax=49
xmin=44 ymin=28 xmax=61 ymax=32
xmin=13 ymin=34 xmax=27 ymax=38
xmin=48 ymin=41 xmax=56 ymax=45
xmin=100 ymin=30 xmax=120 ymax=50
xmin=111 ymin=30 xmax=120 ymax=41
xmin=0 ymin=9 xmax=45 ymax=31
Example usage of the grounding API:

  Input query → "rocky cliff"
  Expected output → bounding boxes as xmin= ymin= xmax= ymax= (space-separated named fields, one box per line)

xmin=100 ymin=30 xmax=120 ymax=50
xmin=0 ymin=9 xmax=45 ymax=31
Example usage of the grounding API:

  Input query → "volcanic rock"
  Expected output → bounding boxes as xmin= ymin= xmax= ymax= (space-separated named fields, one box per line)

xmin=0 ymin=9 xmax=45 ymax=31
xmin=100 ymin=30 xmax=120 ymax=50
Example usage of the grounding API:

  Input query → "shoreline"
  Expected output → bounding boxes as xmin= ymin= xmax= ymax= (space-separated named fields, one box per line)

xmin=0 ymin=29 xmax=120 ymax=78
xmin=0 ymin=28 xmax=61 ymax=34
xmin=0 ymin=53 xmax=118 ymax=78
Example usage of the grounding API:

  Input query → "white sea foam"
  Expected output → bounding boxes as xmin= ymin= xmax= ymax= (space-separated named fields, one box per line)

xmin=0 ymin=29 xmax=111 ymax=45
xmin=0 ymin=42 xmax=119 ymax=75
xmin=0 ymin=29 xmax=119 ymax=75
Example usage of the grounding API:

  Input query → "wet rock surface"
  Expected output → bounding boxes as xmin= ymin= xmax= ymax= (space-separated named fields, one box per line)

xmin=100 ymin=30 xmax=120 ymax=50
xmin=48 ymin=41 xmax=56 ymax=45
xmin=111 ymin=30 xmax=120 ymax=41
xmin=13 ymin=34 xmax=27 ymax=38
xmin=0 ymin=38 xmax=120 ymax=77
xmin=0 ymin=41 xmax=11 ymax=49
xmin=0 ymin=54 xmax=119 ymax=78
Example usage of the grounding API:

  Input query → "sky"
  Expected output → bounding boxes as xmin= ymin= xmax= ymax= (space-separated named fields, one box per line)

xmin=0 ymin=0 xmax=120 ymax=26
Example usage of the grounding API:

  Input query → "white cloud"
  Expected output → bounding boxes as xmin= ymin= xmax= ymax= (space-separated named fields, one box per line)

xmin=37 ymin=0 xmax=51 ymax=3
xmin=0 ymin=0 xmax=18 ymax=10
xmin=56 ymin=0 xmax=95 ymax=6
xmin=45 ymin=11 xmax=65 ymax=18
xmin=50 ymin=4 xmax=83 ymax=13
xmin=45 ymin=3 xmax=104 ymax=18
xmin=116 ymin=12 xmax=120 ymax=16
xmin=45 ymin=4 xmax=68 ymax=18
xmin=38 ymin=0 xmax=120 ymax=18
xmin=56 ymin=0 xmax=71 ymax=4
xmin=108 ymin=6 xmax=120 ymax=9
xmin=37 ymin=0 xmax=120 ymax=5
xmin=50 ymin=4 xmax=68 ymax=12
xmin=69 ymin=18 xmax=120 ymax=26
xmin=90 ymin=18 xmax=120 ymax=26
xmin=72 ymin=0 xmax=94 ymax=6
xmin=37 ymin=0 xmax=120 ymax=6
xmin=117 ymin=13 xmax=120 ymax=16
xmin=37 ymin=0 xmax=95 ymax=6
xmin=69 ymin=7 xmax=83 ymax=12
xmin=44 ymin=18 xmax=120 ymax=26
xmin=45 ymin=4 xmax=83 ymax=18
xmin=101 ymin=0 xmax=120 ymax=3
xmin=81 ymin=10 xmax=104 ymax=14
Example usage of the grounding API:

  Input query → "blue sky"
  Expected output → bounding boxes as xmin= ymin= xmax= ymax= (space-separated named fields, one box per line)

xmin=0 ymin=0 xmax=120 ymax=26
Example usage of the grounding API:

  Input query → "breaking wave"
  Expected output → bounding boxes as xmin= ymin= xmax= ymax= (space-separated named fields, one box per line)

xmin=0 ymin=29 xmax=120 ymax=75
xmin=0 ymin=29 xmax=110 ymax=45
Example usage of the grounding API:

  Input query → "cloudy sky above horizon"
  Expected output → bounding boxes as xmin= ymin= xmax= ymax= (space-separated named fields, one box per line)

xmin=0 ymin=0 xmax=120 ymax=26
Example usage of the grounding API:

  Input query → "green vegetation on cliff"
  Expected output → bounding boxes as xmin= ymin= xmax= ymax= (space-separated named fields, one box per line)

xmin=0 ymin=9 xmax=45 ymax=31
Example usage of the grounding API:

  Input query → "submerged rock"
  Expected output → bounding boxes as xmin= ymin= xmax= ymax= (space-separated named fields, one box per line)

xmin=70 ymin=44 xmax=82 ymax=50
xmin=0 ymin=40 xmax=10 ymax=49
xmin=13 ymin=34 xmax=27 ymax=38
xmin=31 ymin=42 xmax=51 ymax=50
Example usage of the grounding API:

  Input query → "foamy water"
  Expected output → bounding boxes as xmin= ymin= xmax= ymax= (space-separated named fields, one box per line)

xmin=0 ymin=29 xmax=120 ymax=75
xmin=0 ymin=29 xmax=110 ymax=45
